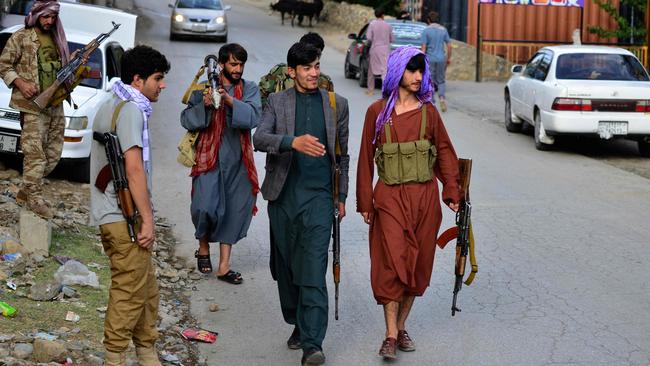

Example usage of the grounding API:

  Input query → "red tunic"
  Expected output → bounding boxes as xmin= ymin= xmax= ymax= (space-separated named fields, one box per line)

xmin=356 ymin=101 xmax=460 ymax=305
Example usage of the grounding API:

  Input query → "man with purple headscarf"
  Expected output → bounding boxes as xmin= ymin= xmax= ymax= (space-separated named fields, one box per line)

xmin=0 ymin=0 xmax=71 ymax=219
xmin=356 ymin=46 xmax=460 ymax=360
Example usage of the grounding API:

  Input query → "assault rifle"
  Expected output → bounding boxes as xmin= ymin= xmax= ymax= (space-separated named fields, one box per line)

xmin=93 ymin=131 xmax=138 ymax=242
xmin=436 ymin=158 xmax=477 ymax=316
xmin=332 ymin=161 xmax=341 ymax=320
xmin=34 ymin=22 xmax=121 ymax=109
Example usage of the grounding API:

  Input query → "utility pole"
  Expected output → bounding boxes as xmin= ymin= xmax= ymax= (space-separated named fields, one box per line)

xmin=646 ymin=0 xmax=649 ymax=69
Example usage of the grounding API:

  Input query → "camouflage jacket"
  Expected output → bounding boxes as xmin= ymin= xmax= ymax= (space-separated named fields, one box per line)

xmin=258 ymin=63 xmax=334 ymax=107
xmin=0 ymin=27 xmax=44 ymax=114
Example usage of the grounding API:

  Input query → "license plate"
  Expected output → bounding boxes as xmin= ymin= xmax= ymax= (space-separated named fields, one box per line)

xmin=0 ymin=134 xmax=18 ymax=153
xmin=191 ymin=24 xmax=207 ymax=32
xmin=598 ymin=121 xmax=628 ymax=136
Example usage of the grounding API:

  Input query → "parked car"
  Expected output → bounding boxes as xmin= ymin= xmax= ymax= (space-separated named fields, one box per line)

xmin=0 ymin=2 xmax=136 ymax=182
xmin=344 ymin=19 xmax=427 ymax=88
xmin=504 ymin=45 xmax=650 ymax=156
xmin=169 ymin=0 xmax=231 ymax=42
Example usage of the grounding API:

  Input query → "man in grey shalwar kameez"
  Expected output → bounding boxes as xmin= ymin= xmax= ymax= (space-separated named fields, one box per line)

xmin=181 ymin=43 xmax=261 ymax=283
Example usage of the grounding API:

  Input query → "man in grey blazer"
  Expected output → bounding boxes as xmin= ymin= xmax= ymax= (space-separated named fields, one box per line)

xmin=253 ymin=42 xmax=349 ymax=366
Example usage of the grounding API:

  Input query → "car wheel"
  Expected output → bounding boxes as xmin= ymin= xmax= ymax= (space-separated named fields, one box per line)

xmin=504 ymin=94 xmax=522 ymax=133
xmin=218 ymin=34 xmax=227 ymax=43
xmin=344 ymin=55 xmax=355 ymax=79
xmin=169 ymin=33 xmax=177 ymax=41
xmin=638 ymin=137 xmax=650 ymax=157
xmin=68 ymin=158 xmax=90 ymax=183
xmin=358 ymin=58 xmax=368 ymax=88
xmin=534 ymin=111 xmax=554 ymax=151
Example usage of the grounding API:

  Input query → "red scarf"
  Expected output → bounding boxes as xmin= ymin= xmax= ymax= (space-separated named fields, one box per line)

xmin=191 ymin=79 xmax=260 ymax=215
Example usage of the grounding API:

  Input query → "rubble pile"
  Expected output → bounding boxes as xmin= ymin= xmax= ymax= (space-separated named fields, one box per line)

xmin=0 ymin=166 xmax=204 ymax=365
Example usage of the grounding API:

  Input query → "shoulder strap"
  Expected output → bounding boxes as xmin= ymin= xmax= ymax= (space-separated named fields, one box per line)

xmin=328 ymin=91 xmax=341 ymax=157
xmin=182 ymin=65 xmax=206 ymax=105
xmin=420 ymin=103 xmax=427 ymax=140
xmin=381 ymin=99 xmax=392 ymax=144
xmin=111 ymin=100 xmax=128 ymax=133
xmin=384 ymin=122 xmax=392 ymax=144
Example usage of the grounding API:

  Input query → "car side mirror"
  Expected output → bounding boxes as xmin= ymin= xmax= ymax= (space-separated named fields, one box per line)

xmin=348 ymin=33 xmax=357 ymax=40
xmin=168 ymin=3 xmax=174 ymax=8
xmin=511 ymin=65 xmax=523 ymax=73
xmin=224 ymin=5 xmax=232 ymax=11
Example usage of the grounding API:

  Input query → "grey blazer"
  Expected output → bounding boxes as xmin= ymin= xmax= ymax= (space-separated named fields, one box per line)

xmin=253 ymin=87 xmax=350 ymax=202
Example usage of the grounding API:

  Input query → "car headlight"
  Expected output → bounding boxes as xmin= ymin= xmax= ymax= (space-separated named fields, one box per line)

xmin=174 ymin=13 xmax=185 ymax=22
xmin=216 ymin=16 xmax=225 ymax=24
xmin=66 ymin=116 xmax=88 ymax=130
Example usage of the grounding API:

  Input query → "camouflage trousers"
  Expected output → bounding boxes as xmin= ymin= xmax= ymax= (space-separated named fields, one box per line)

xmin=20 ymin=105 xmax=65 ymax=199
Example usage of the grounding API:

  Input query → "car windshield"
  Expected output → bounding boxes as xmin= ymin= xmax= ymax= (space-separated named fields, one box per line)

xmin=0 ymin=34 xmax=103 ymax=89
xmin=392 ymin=24 xmax=426 ymax=43
xmin=68 ymin=43 xmax=103 ymax=89
xmin=177 ymin=0 xmax=222 ymax=10
xmin=556 ymin=53 xmax=649 ymax=81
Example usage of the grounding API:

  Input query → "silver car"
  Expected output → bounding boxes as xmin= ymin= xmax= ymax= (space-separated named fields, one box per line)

xmin=169 ymin=0 xmax=231 ymax=42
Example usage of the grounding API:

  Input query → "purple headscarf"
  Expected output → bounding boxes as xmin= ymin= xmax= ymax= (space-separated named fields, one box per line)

xmin=25 ymin=0 xmax=70 ymax=67
xmin=373 ymin=46 xmax=433 ymax=143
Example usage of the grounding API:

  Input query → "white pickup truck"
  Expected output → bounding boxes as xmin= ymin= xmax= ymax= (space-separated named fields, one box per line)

xmin=0 ymin=2 xmax=136 ymax=182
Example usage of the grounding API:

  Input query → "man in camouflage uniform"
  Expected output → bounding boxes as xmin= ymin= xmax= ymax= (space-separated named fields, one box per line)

xmin=0 ymin=0 xmax=71 ymax=219
xmin=259 ymin=32 xmax=333 ymax=107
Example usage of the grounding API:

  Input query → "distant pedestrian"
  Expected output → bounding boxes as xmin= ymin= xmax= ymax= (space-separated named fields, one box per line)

xmin=258 ymin=32 xmax=334 ymax=108
xmin=90 ymin=44 xmax=170 ymax=366
xmin=365 ymin=8 xmax=393 ymax=96
xmin=254 ymin=42 xmax=349 ymax=366
xmin=181 ymin=43 xmax=261 ymax=284
xmin=421 ymin=11 xmax=452 ymax=112
xmin=356 ymin=46 xmax=460 ymax=360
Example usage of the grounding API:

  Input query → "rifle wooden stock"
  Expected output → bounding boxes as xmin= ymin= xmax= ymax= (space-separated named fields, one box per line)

xmin=33 ymin=79 xmax=62 ymax=109
xmin=458 ymin=159 xmax=472 ymax=201
xmin=117 ymin=188 xmax=138 ymax=242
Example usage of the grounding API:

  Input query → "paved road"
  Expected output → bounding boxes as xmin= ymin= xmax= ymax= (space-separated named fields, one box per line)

xmin=133 ymin=1 xmax=650 ymax=365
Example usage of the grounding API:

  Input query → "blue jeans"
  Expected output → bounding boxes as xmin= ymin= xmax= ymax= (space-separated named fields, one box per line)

xmin=430 ymin=60 xmax=447 ymax=98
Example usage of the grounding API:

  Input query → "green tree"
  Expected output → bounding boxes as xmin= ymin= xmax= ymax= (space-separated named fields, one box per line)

xmin=587 ymin=0 xmax=646 ymax=43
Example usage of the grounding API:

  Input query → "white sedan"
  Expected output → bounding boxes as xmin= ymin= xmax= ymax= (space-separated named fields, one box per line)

xmin=504 ymin=45 xmax=650 ymax=156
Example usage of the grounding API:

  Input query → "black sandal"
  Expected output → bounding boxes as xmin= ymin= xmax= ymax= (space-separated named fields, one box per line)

xmin=217 ymin=270 xmax=243 ymax=284
xmin=195 ymin=250 xmax=212 ymax=274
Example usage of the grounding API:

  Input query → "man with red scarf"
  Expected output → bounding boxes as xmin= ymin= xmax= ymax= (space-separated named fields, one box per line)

xmin=181 ymin=43 xmax=261 ymax=284
xmin=0 ymin=0 xmax=72 ymax=219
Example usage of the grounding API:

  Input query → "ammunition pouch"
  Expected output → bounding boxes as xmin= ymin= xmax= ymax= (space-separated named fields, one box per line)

xmin=38 ymin=60 xmax=61 ymax=91
xmin=375 ymin=104 xmax=437 ymax=185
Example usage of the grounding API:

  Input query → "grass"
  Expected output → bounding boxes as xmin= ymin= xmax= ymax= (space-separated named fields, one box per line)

xmin=0 ymin=226 xmax=110 ymax=348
